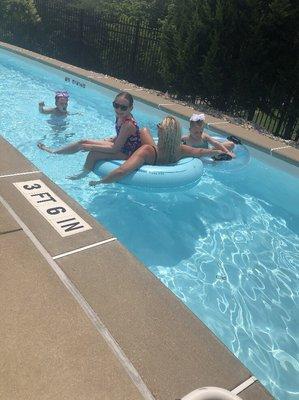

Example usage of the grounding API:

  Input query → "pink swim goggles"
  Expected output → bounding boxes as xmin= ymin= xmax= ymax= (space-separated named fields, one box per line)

xmin=55 ymin=91 xmax=69 ymax=100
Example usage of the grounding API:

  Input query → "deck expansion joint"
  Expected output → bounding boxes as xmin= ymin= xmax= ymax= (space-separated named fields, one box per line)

xmin=231 ymin=376 xmax=257 ymax=395
xmin=53 ymin=237 xmax=117 ymax=260
xmin=158 ymin=103 xmax=175 ymax=108
xmin=270 ymin=145 xmax=292 ymax=153
xmin=121 ymin=87 xmax=144 ymax=91
xmin=0 ymin=170 xmax=40 ymax=179
xmin=0 ymin=227 xmax=22 ymax=235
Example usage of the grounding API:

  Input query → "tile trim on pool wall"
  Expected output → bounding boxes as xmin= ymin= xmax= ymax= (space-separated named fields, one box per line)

xmin=1 ymin=41 xmax=298 ymax=167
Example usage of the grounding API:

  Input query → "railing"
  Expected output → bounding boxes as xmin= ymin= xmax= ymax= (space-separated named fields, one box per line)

xmin=0 ymin=0 xmax=164 ymax=89
xmin=0 ymin=0 xmax=297 ymax=141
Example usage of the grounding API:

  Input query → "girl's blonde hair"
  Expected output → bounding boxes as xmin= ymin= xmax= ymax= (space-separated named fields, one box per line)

xmin=157 ymin=116 xmax=182 ymax=163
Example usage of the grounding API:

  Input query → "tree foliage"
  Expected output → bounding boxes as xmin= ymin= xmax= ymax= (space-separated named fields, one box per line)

xmin=1 ymin=0 xmax=297 ymax=136
xmin=161 ymin=0 xmax=299 ymax=120
xmin=0 ymin=0 xmax=40 ymax=24
xmin=66 ymin=0 xmax=171 ymax=26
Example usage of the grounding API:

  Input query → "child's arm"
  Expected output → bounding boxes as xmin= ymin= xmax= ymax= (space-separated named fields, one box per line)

xmin=181 ymin=144 xmax=223 ymax=158
xmin=38 ymin=101 xmax=55 ymax=114
xmin=204 ymin=134 xmax=235 ymax=157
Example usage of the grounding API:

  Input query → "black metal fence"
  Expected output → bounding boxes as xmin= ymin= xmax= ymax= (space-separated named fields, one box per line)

xmin=252 ymin=102 xmax=298 ymax=141
xmin=0 ymin=0 xmax=165 ymax=89
xmin=0 ymin=0 xmax=298 ymax=140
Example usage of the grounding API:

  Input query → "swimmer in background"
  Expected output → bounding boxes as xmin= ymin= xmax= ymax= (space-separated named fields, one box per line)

xmin=182 ymin=113 xmax=235 ymax=158
xmin=39 ymin=91 xmax=70 ymax=116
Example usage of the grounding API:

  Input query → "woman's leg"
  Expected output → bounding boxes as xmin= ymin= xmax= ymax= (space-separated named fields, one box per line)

xmin=140 ymin=127 xmax=155 ymax=146
xmin=68 ymin=150 xmax=128 ymax=180
xmin=37 ymin=140 xmax=86 ymax=154
xmin=90 ymin=145 xmax=156 ymax=185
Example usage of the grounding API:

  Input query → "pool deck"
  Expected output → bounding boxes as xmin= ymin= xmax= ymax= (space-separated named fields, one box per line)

xmin=0 ymin=42 xmax=289 ymax=399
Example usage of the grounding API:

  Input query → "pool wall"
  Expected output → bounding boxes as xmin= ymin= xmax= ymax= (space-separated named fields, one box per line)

xmin=0 ymin=41 xmax=285 ymax=400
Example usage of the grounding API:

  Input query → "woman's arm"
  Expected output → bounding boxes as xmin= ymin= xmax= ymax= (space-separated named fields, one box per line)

xmin=89 ymin=145 xmax=153 ymax=185
xmin=204 ymin=134 xmax=235 ymax=157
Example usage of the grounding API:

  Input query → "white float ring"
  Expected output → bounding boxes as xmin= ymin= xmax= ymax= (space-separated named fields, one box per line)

xmin=181 ymin=386 xmax=243 ymax=400
xmin=93 ymin=157 xmax=204 ymax=191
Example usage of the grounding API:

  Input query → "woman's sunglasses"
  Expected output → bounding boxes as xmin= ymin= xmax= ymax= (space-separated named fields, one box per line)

xmin=113 ymin=101 xmax=129 ymax=111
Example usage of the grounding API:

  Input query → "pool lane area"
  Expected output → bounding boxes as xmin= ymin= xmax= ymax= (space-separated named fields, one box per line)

xmin=0 ymin=138 xmax=274 ymax=400
xmin=1 ymin=41 xmax=298 ymax=399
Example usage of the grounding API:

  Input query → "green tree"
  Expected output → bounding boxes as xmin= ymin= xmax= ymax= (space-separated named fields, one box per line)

xmin=0 ymin=0 xmax=40 ymax=24
xmin=161 ymin=0 xmax=212 ymax=101
xmin=67 ymin=0 xmax=170 ymax=25
xmin=201 ymin=0 xmax=254 ymax=111
xmin=160 ymin=0 xmax=298 ymax=130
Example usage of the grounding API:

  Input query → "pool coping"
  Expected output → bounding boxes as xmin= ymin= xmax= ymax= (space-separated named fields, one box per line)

xmin=1 ymin=40 xmax=299 ymax=167
xmin=0 ymin=42 xmax=276 ymax=399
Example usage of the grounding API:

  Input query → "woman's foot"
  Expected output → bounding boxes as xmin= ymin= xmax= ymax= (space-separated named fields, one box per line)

xmin=37 ymin=142 xmax=54 ymax=153
xmin=67 ymin=170 xmax=89 ymax=180
xmin=89 ymin=180 xmax=101 ymax=186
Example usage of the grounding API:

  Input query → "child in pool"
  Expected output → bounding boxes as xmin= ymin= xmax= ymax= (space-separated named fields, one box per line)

xmin=39 ymin=91 xmax=70 ymax=116
xmin=182 ymin=113 xmax=235 ymax=158
xmin=37 ymin=91 xmax=154 ymax=179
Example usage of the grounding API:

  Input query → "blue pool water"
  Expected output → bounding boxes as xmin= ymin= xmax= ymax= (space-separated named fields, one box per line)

xmin=1 ymin=48 xmax=298 ymax=400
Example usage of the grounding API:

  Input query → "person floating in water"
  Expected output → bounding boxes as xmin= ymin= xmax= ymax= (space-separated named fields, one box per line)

xmin=182 ymin=113 xmax=235 ymax=158
xmin=39 ymin=91 xmax=70 ymax=116
xmin=89 ymin=116 xmax=225 ymax=186
xmin=37 ymin=91 xmax=154 ymax=179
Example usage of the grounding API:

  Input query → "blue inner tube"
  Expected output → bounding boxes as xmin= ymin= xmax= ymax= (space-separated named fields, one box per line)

xmin=202 ymin=135 xmax=250 ymax=172
xmin=93 ymin=157 xmax=204 ymax=190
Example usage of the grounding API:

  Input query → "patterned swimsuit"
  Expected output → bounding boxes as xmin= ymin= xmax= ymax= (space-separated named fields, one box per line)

xmin=115 ymin=116 xmax=141 ymax=156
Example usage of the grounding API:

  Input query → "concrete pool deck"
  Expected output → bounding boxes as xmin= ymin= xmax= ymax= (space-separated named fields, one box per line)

xmin=0 ymin=42 xmax=289 ymax=399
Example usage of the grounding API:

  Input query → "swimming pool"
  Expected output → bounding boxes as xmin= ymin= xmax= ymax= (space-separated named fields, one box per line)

xmin=0 ymin=48 xmax=298 ymax=400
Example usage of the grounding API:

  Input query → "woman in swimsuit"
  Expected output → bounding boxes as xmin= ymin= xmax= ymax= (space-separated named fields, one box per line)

xmin=37 ymin=91 xmax=154 ymax=179
xmin=89 ymin=116 xmax=225 ymax=186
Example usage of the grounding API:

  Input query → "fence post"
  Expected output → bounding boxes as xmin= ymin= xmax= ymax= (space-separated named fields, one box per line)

xmin=130 ymin=21 xmax=140 ymax=80
xmin=78 ymin=8 xmax=84 ymax=67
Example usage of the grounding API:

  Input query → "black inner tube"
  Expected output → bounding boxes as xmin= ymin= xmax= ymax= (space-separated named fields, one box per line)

xmin=226 ymin=135 xmax=242 ymax=145
xmin=212 ymin=153 xmax=233 ymax=161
